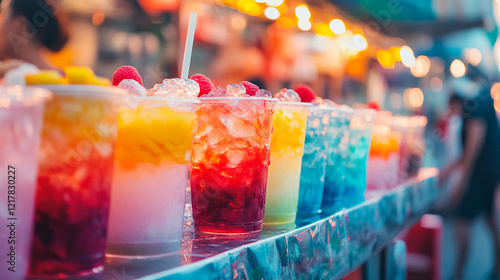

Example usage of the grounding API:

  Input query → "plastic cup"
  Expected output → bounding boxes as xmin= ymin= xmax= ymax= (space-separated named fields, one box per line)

xmin=343 ymin=109 xmax=376 ymax=205
xmin=190 ymin=97 xmax=277 ymax=234
xmin=367 ymin=111 xmax=394 ymax=192
xmin=263 ymin=102 xmax=310 ymax=224
xmin=106 ymin=96 xmax=198 ymax=258
xmin=0 ymin=86 xmax=50 ymax=280
xmin=28 ymin=85 xmax=125 ymax=278
xmin=391 ymin=116 xmax=427 ymax=184
xmin=321 ymin=106 xmax=353 ymax=216
xmin=296 ymin=106 xmax=334 ymax=221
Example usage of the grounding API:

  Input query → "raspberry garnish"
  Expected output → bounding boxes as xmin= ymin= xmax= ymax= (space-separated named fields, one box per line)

xmin=294 ymin=85 xmax=316 ymax=103
xmin=190 ymin=74 xmax=214 ymax=97
xmin=112 ymin=66 xmax=143 ymax=86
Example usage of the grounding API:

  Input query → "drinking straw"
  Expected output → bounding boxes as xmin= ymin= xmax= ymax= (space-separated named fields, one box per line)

xmin=181 ymin=13 xmax=197 ymax=79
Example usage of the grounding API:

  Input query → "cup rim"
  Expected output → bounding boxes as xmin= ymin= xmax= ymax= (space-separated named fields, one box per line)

xmin=352 ymin=108 xmax=377 ymax=115
xmin=36 ymin=84 xmax=127 ymax=98
xmin=276 ymin=101 xmax=312 ymax=108
xmin=0 ymin=85 xmax=52 ymax=108
xmin=198 ymin=96 xmax=279 ymax=102
xmin=121 ymin=95 xmax=201 ymax=104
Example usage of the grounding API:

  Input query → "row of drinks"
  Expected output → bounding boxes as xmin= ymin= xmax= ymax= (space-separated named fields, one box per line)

xmin=0 ymin=67 xmax=425 ymax=279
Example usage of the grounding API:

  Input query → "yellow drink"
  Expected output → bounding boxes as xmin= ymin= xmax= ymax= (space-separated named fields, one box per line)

xmin=263 ymin=102 xmax=309 ymax=224
xmin=107 ymin=97 xmax=197 ymax=258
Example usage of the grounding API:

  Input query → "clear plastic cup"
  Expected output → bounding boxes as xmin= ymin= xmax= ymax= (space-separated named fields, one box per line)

xmin=343 ymin=109 xmax=376 ymax=205
xmin=297 ymin=106 xmax=334 ymax=220
xmin=367 ymin=111 xmax=394 ymax=192
xmin=28 ymin=85 xmax=125 ymax=278
xmin=391 ymin=116 xmax=427 ymax=184
xmin=190 ymin=97 xmax=277 ymax=234
xmin=106 ymin=96 xmax=198 ymax=258
xmin=0 ymin=86 xmax=51 ymax=280
xmin=321 ymin=106 xmax=353 ymax=216
xmin=263 ymin=102 xmax=310 ymax=224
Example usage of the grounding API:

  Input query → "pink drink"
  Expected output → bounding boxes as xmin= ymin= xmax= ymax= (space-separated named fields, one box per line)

xmin=0 ymin=86 xmax=50 ymax=280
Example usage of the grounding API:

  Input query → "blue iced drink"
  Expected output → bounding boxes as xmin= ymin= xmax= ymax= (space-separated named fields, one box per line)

xmin=297 ymin=106 xmax=332 ymax=220
xmin=321 ymin=107 xmax=352 ymax=215
xmin=343 ymin=109 xmax=376 ymax=206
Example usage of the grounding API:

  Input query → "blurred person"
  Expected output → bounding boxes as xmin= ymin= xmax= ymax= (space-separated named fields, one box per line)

xmin=0 ymin=0 xmax=69 ymax=76
xmin=440 ymin=67 xmax=500 ymax=280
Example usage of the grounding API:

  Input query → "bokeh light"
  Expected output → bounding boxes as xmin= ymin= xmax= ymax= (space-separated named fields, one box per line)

xmin=430 ymin=77 xmax=443 ymax=92
xmin=329 ymin=19 xmax=346 ymax=35
xmin=450 ymin=59 xmax=466 ymax=78
xmin=231 ymin=14 xmax=247 ymax=31
xmin=264 ymin=7 xmax=280 ymax=20
xmin=400 ymin=46 xmax=416 ymax=67
xmin=464 ymin=48 xmax=482 ymax=66
xmin=404 ymin=88 xmax=424 ymax=109
xmin=265 ymin=0 xmax=284 ymax=7
xmin=377 ymin=50 xmax=395 ymax=69
xmin=410 ymin=56 xmax=431 ymax=77
xmin=491 ymin=82 xmax=500 ymax=99
xmin=298 ymin=19 xmax=312 ymax=31
xmin=352 ymin=34 xmax=367 ymax=51
xmin=295 ymin=4 xmax=311 ymax=20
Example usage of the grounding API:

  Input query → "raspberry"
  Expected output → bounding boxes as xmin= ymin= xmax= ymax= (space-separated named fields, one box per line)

xmin=367 ymin=101 xmax=380 ymax=110
xmin=190 ymin=74 xmax=214 ymax=97
xmin=294 ymin=85 xmax=316 ymax=103
xmin=112 ymin=66 xmax=143 ymax=86
xmin=241 ymin=81 xmax=260 ymax=96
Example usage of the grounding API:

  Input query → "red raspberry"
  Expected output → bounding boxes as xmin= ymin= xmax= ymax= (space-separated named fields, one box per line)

xmin=112 ymin=66 xmax=143 ymax=86
xmin=190 ymin=74 xmax=214 ymax=97
xmin=241 ymin=81 xmax=260 ymax=96
xmin=367 ymin=101 xmax=380 ymax=110
xmin=294 ymin=85 xmax=316 ymax=103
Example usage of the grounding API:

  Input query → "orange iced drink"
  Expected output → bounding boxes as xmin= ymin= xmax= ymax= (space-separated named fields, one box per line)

xmin=107 ymin=97 xmax=197 ymax=258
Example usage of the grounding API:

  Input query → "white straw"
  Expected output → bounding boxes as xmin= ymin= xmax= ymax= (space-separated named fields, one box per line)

xmin=181 ymin=13 xmax=197 ymax=79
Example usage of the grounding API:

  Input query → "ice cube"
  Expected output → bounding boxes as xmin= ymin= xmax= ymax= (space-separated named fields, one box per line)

xmin=226 ymin=83 xmax=248 ymax=97
xmin=226 ymin=149 xmax=246 ymax=168
xmin=221 ymin=115 xmax=256 ymax=138
xmin=118 ymin=79 xmax=146 ymax=96
xmin=312 ymin=96 xmax=327 ymax=107
xmin=205 ymin=86 xmax=227 ymax=97
xmin=255 ymin=89 xmax=272 ymax=98
xmin=274 ymin=88 xmax=301 ymax=102
xmin=147 ymin=78 xmax=199 ymax=99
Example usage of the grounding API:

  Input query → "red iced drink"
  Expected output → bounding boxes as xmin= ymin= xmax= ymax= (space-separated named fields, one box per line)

xmin=28 ymin=85 xmax=123 ymax=277
xmin=190 ymin=96 xmax=276 ymax=234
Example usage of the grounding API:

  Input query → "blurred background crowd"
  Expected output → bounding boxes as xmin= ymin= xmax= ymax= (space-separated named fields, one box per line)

xmin=1 ymin=0 xmax=500 ymax=279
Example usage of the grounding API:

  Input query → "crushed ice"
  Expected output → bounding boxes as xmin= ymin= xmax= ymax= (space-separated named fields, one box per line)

xmin=147 ymin=78 xmax=199 ymax=99
xmin=274 ymin=88 xmax=301 ymax=102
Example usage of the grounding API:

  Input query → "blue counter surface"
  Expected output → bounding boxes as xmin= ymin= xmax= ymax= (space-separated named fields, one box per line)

xmin=103 ymin=168 xmax=438 ymax=280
